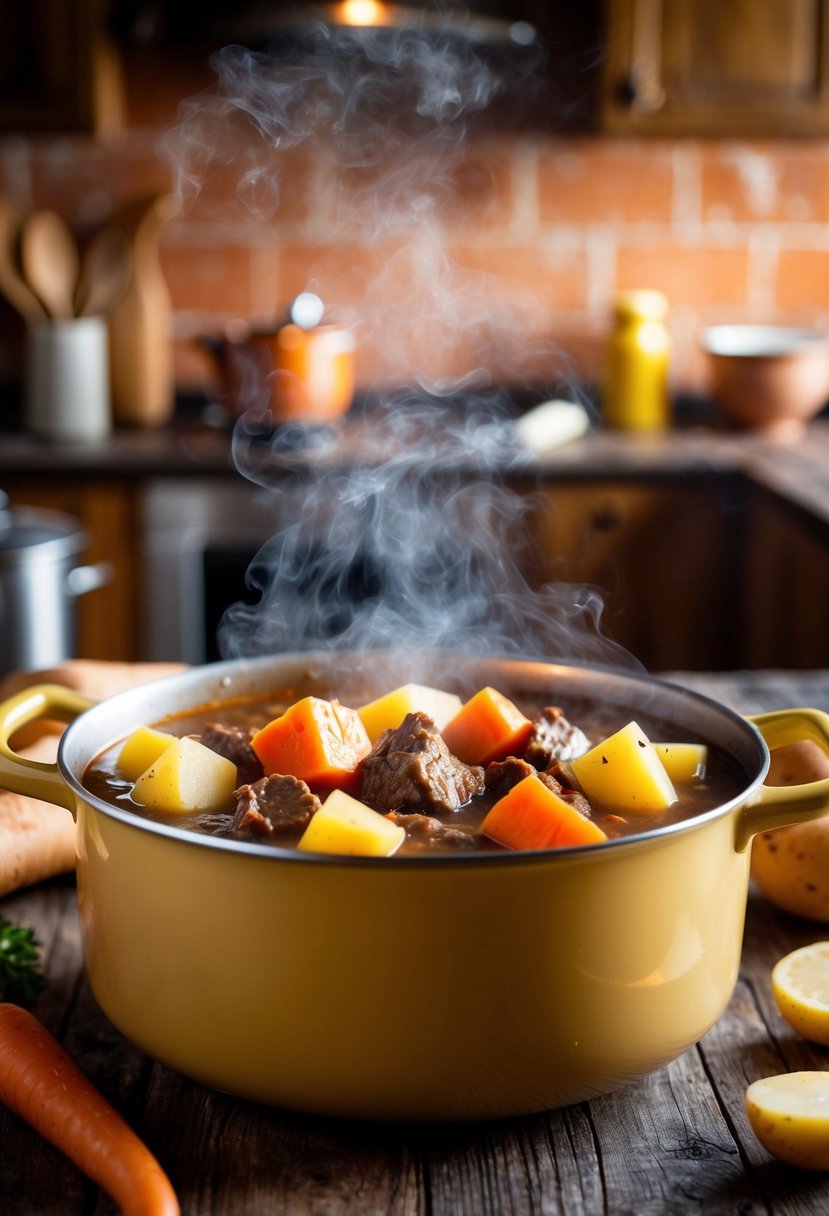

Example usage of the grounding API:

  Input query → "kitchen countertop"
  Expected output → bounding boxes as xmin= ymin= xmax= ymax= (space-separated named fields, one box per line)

xmin=2 ymin=667 xmax=829 ymax=1215
xmin=3 ymin=409 xmax=829 ymax=530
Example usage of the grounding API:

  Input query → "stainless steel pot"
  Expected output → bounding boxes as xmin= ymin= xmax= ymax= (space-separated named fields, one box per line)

xmin=0 ymin=492 xmax=110 ymax=675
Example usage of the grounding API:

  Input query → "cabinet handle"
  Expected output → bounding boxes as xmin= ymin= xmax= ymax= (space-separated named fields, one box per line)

xmin=591 ymin=501 xmax=623 ymax=532
xmin=617 ymin=60 xmax=666 ymax=113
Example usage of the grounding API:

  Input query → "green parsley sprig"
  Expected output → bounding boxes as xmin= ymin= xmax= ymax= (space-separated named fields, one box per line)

xmin=0 ymin=915 xmax=45 ymax=1006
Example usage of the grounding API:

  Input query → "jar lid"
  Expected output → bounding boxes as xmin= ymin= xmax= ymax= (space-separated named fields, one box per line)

xmin=614 ymin=290 xmax=668 ymax=320
xmin=0 ymin=498 xmax=88 ymax=567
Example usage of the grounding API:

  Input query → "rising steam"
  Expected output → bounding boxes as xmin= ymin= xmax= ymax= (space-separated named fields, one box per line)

xmin=221 ymin=394 xmax=635 ymax=669
xmin=164 ymin=21 xmax=507 ymax=225
xmin=163 ymin=17 xmax=635 ymax=670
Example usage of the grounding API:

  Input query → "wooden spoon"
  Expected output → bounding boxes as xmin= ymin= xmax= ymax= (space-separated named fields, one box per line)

xmin=20 ymin=210 xmax=80 ymax=320
xmin=74 ymin=225 xmax=133 ymax=317
xmin=0 ymin=198 xmax=48 ymax=324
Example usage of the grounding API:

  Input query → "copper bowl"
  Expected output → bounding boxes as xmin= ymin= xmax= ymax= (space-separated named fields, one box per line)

xmin=701 ymin=325 xmax=829 ymax=440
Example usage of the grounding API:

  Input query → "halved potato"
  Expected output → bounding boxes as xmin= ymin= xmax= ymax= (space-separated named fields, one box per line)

xmin=746 ymin=1073 xmax=829 ymax=1169
xmin=132 ymin=737 xmax=237 ymax=814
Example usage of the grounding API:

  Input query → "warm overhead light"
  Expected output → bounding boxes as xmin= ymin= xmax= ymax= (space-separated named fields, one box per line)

xmin=219 ymin=2 xmax=540 ymax=49
xmin=333 ymin=0 xmax=389 ymax=26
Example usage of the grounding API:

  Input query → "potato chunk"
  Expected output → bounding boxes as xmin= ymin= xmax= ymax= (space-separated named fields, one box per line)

xmin=118 ymin=725 xmax=176 ymax=782
xmin=358 ymin=684 xmax=463 ymax=744
xmin=297 ymin=789 xmax=405 ymax=857
xmin=571 ymin=720 xmax=677 ymax=813
xmin=651 ymin=742 xmax=708 ymax=783
xmin=132 ymin=737 xmax=237 ymax=814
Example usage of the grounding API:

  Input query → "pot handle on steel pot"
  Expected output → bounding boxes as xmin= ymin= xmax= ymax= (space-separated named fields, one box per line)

xmin=0 ymin=684 xmax=96 ymax=812
xmin=734 ymin=708 xmax=829 ymax=852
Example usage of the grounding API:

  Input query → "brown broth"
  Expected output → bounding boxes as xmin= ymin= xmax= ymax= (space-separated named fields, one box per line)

xmin=82 ymin=688 xmax=747 ymax=856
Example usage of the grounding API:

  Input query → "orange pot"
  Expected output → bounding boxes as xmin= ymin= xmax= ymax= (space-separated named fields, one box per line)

xmin=204 ymin=322 xmax=356 ymax=423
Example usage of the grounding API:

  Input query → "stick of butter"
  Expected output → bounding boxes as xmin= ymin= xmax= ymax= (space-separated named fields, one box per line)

xmin=514 ymin=400 xmax=591 ymax=454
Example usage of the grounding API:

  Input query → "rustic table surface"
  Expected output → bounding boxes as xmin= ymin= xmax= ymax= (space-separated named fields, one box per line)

xmin=1 ymin=668 xmax=829 ymax=1216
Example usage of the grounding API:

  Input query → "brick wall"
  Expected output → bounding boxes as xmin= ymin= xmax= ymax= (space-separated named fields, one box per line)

xmin=3 ymin=50 xmax=829 ymax=404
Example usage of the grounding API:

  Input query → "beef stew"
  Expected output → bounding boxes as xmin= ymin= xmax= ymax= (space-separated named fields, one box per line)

xmin=82 ymin=681 xmax=748 ymax=857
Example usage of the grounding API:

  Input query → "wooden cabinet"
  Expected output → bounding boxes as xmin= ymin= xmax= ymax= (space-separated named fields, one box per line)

xmin=742 ymin=485 xmax=829 ymax=670
xmin=518 ymin=473 xmax=829 ymax=673
xmin=601 ymin=0 xmax=829 ymax=136
xmin=4 ymin=467 xmax=827 ymax=674
xmin=4 ymin=480 xmax=140 ymax=662
xmin=0 ymin=0 xmax=123 ymax=134
xmin=515 ymin=476 xmax=745 ymax=672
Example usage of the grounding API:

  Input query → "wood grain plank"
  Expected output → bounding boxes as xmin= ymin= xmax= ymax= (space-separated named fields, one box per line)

xmin=0 ymin=671 xmax=828 ymax=1214
xmin=584 ymin=1052 xmax=753 ymax=1215
xmin=0 ymin=880 xmax=90 ymax=1216
xmin=414 ymin=1111 xmax=597 ymax=1216
xmin=698 ymin=888 xmax=829 ymax=1215
xmin=143 ymin=1068 xmax=425 ymax=1216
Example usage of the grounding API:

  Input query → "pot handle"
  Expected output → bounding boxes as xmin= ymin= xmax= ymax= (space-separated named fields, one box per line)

xmin=65 ymin=562 xmax=112 ymax=597
xmin=734 ymin=708 xmax=829 ymax=852
xmin=0 ymin=684 xmax=96 ymax=812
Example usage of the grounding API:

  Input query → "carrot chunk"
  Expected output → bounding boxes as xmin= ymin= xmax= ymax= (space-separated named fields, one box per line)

xmin=251 ymin=696 xmax=371 ymax=792
xmin=441 ymin=686 xmax=533 ymax=766
xmin=481 ymin=774 xmax=608 ymax=851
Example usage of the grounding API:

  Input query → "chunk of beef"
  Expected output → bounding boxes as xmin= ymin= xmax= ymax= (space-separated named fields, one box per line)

xmin=232 ymin=774 xmax=321 ymax=841
xmin=524 ymin=707 xmax=590 ymax=770
xmin=548 ymin=759 xmax=577 ymax=789
xmin=486 ymin=755 xmax=594 ymax=819
xmin=554 ymin=784 xmax=593 ymax=820
xmin=201 ymin=722 xmax=264 ymax=786
xmin=387 ymin=811 xmax=478 ymax=851
xmin=485 ymin=756 xmax=538 ymax=798
xmin=544 ymin=760 xmax=593 ymax=820
xmin=361 ymin=711 xmax=484 ymax=814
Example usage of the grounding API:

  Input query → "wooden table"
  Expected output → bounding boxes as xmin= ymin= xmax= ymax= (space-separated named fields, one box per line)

xmin=2 ymin=669 xmax=829 ymax=1215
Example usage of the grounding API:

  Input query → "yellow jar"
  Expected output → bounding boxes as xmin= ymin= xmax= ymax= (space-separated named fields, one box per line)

xmin=602 ymin=290 xmax=671 ymax=431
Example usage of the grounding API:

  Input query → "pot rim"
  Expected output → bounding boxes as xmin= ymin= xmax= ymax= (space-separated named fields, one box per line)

xmin=0 ymin=505 xmax=89 ymax=567
xmin=57 ymin=651 xmax=770 ymax=869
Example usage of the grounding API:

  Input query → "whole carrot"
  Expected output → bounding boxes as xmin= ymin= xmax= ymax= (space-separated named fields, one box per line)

xmin=0 ymin=1003 xmax=179 ymax=1216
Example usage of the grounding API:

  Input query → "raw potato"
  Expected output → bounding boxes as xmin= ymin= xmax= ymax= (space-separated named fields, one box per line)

xmin=117 ymin=726 xmax=175 ymax=782
xmin=132 ymin=737 xmax=237 ymax=814
xmin=746 ymin=1072 xmax=829 ymax=1170
xmin=297 ymin=789 xmax=405 ymax=857
xmin=358 ymin=684 xmax=462 ymax=744
xmin=571 ymin=720 xmax=677 ymax=813
xmin=750 ymin=742 xmax=829 ymax=921
xmin=651 ymin=742 xmax=707 ymax=783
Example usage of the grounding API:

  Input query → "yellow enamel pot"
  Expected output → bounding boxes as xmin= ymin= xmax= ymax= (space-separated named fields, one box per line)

xmin=1 ymin=654 xmax=828 ymax=1122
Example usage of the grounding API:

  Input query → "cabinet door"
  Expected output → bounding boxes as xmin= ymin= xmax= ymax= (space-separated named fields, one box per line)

xmin=518 ymin=479 xmax=742 ymax=672
xmin=0 ymin=0 xmax=123 ymax=134
xmin=742 ymin=487 xmax=829 ymax=669
xmin=601 ymin=0 xmax=829 ymax=136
